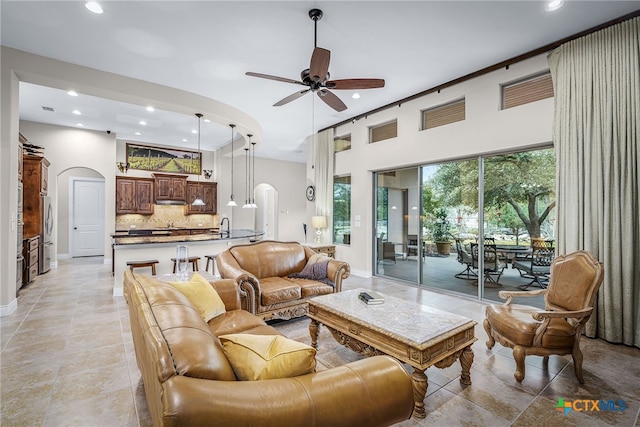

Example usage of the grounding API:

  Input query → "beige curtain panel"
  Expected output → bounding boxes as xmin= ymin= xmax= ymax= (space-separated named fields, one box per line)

xmin=549 ymin=17 xmax=640 ymax=348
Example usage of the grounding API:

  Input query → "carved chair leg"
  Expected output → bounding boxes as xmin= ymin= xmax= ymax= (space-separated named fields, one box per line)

xmin=483 ymin=319 xmax=495 ymax=349
xmin=513 ymin=346 xmax=526 ymax=382
xmin=572 ymin=346 xmax=585 ymax=384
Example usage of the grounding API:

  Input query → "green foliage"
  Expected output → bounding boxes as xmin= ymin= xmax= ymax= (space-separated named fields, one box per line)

xmin=430 ymin=149 xmax=556 ymax=238
xmin=429 ymin=207 xmax=453 ymax=242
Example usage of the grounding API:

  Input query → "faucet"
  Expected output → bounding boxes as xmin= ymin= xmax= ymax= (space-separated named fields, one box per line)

xmin=220 ymin=217 xmax=230 ymax=236
xmin=167 ymin=220 xmax=174 ymax=228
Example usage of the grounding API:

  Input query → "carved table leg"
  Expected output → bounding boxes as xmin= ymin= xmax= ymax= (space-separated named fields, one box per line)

xmin=309 ymin=319 xmax=320 ymax=350
xmin=411 ymin=368 xmax=428 ymax=419
xmin=459 ymin=345 xmax=474 ymax=386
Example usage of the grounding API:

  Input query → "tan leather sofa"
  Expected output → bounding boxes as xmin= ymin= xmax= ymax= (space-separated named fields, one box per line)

xmin=216 ymin=240 xmax=350 ymax=321
xmin=123 ymin=270 xmax=414 ymax=427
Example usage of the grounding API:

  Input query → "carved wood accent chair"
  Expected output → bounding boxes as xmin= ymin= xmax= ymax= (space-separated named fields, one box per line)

xmin=483 ymin=250 xmax=604 ymax=383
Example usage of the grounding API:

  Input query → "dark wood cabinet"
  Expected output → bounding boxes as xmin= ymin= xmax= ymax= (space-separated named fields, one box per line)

xmin=22 ymin=156 xmax=50 ymax=239
xmin=116 ymin=177 xmax=154 ymax=215
xmin=23 ymin=236 xmax=39 ymax=285
xmin=185 ymin=182 xmax=217 ymax=215
xmin=153 ymin=174 xmax=187 ymax=203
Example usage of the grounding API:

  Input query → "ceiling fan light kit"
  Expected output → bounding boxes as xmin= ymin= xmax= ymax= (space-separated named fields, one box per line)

xmin=246 ymin=8 xmax=384 ymax=112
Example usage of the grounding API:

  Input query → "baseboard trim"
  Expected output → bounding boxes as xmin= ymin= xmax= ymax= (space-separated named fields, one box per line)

xmin=0 ymin=298 xmax=18 ymax=317
xmin=350 ymin=268 xmax=371 ymax=278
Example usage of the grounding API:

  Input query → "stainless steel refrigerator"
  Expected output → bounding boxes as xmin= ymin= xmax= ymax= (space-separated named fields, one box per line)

xmin=40 ymin=195 xmax=53 ymax=274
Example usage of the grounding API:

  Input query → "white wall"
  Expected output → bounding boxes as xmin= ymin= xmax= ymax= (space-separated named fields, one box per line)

xmin=331 ymin=54 xmax=554 ymax=276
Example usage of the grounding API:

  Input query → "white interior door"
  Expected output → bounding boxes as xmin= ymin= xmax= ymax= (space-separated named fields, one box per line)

xmin=72 ymin=178 xmax=105 ymax=257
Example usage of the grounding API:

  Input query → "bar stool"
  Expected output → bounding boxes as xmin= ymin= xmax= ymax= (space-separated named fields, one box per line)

xmin=171 ymin=256 xmax=201 ymax=273
xmin=204 ymin=255 xmax=217 ymax=276
xmin=127 ymin=260 xmax=159 ymax=276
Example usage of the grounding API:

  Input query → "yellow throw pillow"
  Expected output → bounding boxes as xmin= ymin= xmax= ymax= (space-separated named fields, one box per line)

xmin=168 ymin=273 xmax=226 ymax=322
xmin=219 ymin=334 xmax=316 ymax=381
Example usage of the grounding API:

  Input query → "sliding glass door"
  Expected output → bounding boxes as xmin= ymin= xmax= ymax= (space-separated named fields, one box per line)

xmin=373 ymin=147 xmax=555 ymax=307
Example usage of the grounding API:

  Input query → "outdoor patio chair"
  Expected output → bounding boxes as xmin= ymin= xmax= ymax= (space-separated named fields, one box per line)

xmin=471 ymin=242 xmax=506 ymax=285
xmin=513 ymin=239 xmax=555 ymax=289
xmin=377 ymin=237 xmax=396 ymax=264
xmin=454 ymin=238 xmax=477 ymax=280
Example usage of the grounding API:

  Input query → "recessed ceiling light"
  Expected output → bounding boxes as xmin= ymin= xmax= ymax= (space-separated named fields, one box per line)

xmin=76 ymin=123 xmax=84 ymax=127
xmin=139 ymin=120 xmax=147 ymax=126
xmin=67 ymin=90 xmax=78 ymax=97
xmin=352 ymin=93 xmax=361 ymax=99
xmin=204 ymin=118 xmax=211 ymax=123
xmin=134 ymin=132 xmax=141 ymax=136
xmin=545 ymin=0 xmax=564 ymax=12
xmin=191 ymin=129 xmax=198 ymax=134
xmin=72 ymin=109 xmax=82 ymax=115
xmin=146 ymin=106 xmax=154 ymax=112
xmin=85 ymin=2 xmax=103 ymax=14
xmin=181 ymin=138 xmax=188 ymax=142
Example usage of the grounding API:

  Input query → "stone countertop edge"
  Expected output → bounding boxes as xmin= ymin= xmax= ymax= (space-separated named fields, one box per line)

xmin=112 ymin=229 xmax=264 ymax=245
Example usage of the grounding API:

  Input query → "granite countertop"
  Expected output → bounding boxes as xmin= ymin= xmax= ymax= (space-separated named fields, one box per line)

xmin=112 ymin=229 xmax=263 ymax=245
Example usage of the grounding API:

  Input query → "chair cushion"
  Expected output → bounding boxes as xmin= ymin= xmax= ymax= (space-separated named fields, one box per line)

xmin=486 ymin=305 xmax=575 ymax=348
xmin=219 ymin=334 xmax=316 ymax=380
xmin=168 ymin=273 xmax=226 ymax=322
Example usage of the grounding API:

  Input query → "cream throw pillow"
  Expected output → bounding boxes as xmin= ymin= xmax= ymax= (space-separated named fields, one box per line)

xmin=219 ymin=334 xmax=316 ymax=380
xmin=307 ymin=252 xmax=329 ymax=265
xmin=168 ymin=273 xmax=226 ymax=322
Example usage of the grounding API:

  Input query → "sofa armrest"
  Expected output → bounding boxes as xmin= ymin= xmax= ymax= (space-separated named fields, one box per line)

xmin=210 ymin=279 xmax=242 ymax=311
xmin=160 ymin=355 xmax=413 ymax=427
xmin=326 ymin=259 xmax=350 ymax=292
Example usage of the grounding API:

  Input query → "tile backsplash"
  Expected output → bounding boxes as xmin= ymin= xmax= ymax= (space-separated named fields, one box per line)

xmin=115 ymin=205 xmax=218 ymax=230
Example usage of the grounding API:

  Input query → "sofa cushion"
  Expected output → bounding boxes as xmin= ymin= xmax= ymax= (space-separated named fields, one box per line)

xmin=168 ymin=273 xmax=226 ymax=322
xmin=229 ymin=241 xmax=307 ymax=278
xmin=260 ymin=277 xmax=302 ymax=305
xmin=131 ymin=274 xmax=236 ymax=381
xmin=208 ymin=309 xmax=278 ymax=336
xmin=219 ymin=334 xmax=316 ymax=380
xmin=297 ymin=280 xmax=335 ymax=298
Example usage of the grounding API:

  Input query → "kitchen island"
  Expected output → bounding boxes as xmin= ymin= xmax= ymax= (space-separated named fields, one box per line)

xmin=112 ymin=229 xmax=264 ymax=296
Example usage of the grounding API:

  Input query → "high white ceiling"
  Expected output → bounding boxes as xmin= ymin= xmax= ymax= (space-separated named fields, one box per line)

xmin=3 ymin=1 xmax=639 ymax=163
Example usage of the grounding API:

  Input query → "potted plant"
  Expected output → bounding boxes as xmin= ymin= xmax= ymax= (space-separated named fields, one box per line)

xmin=430 ymin=208 xmax=453 ymax=255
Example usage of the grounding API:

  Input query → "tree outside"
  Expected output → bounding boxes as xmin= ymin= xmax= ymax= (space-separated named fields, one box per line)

xmin=426 ymin=148 xmax=556 ymax=241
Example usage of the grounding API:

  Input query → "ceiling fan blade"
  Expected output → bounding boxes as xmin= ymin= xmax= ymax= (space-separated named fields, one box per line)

xmin=309 ymin=47 xmax=330 ymax=82
xmin=317 ymin=89 xmax=347 ymax=112
xmin=326 ymin=78 xmax=385 ymax=90
xmin=246 ymin=72 xmax=304 ymax=86
xmin=274 ymin=89 xmax=311 ymax=107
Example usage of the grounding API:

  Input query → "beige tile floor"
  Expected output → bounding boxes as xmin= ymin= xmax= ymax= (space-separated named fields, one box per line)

xmin=1 ymin=256 xmax=639 ymax=426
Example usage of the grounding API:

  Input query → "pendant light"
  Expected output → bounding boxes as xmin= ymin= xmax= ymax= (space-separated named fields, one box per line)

xmin=226 ymin=124 xmax=238 ymax=207
xmin=242 ymin=136 xmax=250 ymax=209
xmin=249 ymin=138 xmax=257 ymax=208
xmin=191 ymin=113 xmax=205 ymax=206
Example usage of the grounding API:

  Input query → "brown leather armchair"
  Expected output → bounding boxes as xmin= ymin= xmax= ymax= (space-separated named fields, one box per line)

xmin=483 ymin=250 xmax=604 ymax=383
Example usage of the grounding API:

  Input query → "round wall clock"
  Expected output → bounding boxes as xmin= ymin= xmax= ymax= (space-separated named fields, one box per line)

xmin=306 ymin=185 xmax=316 ymax=201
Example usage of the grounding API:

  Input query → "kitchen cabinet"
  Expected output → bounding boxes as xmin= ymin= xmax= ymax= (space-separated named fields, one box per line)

xmin=22 ymin=155 xmax=50 ymax=238
xmin=153 ymin=174 xmax=187 ymax=203
xmin=185 ymin=182 xmax=217 ymax=215
xmin=23 ymin=236 xmax=39 ymax=285
xmin=116 ymin=177 xmax=154 ymax=214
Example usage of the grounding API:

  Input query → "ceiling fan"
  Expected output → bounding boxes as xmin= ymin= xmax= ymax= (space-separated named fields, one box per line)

xmin=245 ymin=8 xmax=385 ymax=112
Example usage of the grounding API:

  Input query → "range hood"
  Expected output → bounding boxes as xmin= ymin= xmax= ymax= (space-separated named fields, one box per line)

xmin=155 ymin=199 xmax=187 ymax=206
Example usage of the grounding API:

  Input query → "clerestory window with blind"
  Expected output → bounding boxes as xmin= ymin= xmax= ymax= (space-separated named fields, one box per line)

xmin=334 ymin=134 xmax=351 ymax=152
xmin=501 ymin=72 xmax=554 ymax=110
xmin=421 ymin=98 xmax=465 ymax=130
xmin=369 ymin=120 xmax=397 ymax=143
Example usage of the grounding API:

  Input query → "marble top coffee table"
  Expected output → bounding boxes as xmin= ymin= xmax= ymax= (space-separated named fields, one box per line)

xmin=307 ymin=288 xmax=477 ymax=419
